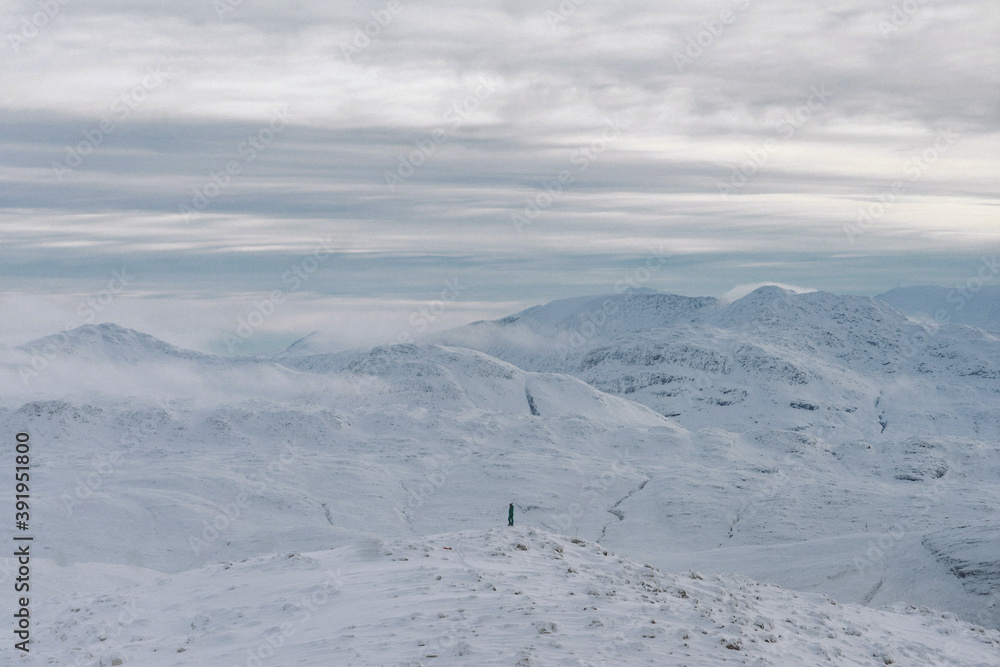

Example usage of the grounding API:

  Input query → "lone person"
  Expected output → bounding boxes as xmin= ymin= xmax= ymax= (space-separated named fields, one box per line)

xmin=508 ymin=502 xmax=514 ymax=526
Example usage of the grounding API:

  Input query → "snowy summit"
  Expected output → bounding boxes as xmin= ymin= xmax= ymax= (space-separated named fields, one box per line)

xmin=1 ymin=287 xmax=999 ymax=665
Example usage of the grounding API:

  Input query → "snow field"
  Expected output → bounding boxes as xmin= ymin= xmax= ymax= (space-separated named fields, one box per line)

xmin=25 ymin=529 xmax=1000 ymax=666
xmin=2 ymin=286 xmax=999 ymax=664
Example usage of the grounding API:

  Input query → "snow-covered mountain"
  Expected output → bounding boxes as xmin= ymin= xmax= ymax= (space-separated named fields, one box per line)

xmin=436 ymin=287 xmax=1000 ymax=438
xmin=430 ymin=287 xmax=1000 ymax=626
xmin=16 ymin=323 xmax=219 ymax=364
xmin=436 ymin=291 xmax=718 ymax=372
xmin=2 ymin=337 xmax=682 ymax=574
xmin=2 ymin=292 xmax=999 ymax=664
xmin=31 ymin=528 xmax=1000 ymax=666
xmin=280 ymin=342 xmax=674 ymax=426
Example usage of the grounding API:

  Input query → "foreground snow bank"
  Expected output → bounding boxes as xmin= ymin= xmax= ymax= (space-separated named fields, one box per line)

xmin=31 ymin=529 xmax=999 ymax=666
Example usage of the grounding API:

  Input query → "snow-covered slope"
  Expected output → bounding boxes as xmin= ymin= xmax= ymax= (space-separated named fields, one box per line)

xmin=3 ymin=294 xmax=1000 ymax=663
xmin=16 ymin=323 xmax=221 ymax=364
xmin=29 ymin=529 xmax=1000 ymax=666
xmin=437 ymin=292 xmax=717 ymax=372
xmin=436 ymin=287 xmax=1000 ymax=439
xmin=427 ymin=287 xmax=1000 ymax=627
xmin=280 ymin=342 xmax=673 ymax=426
xmin=1 ymin=337 xmax=682 ymax=576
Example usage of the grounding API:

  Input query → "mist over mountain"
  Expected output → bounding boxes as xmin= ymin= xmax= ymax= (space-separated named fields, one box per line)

xmin=3 ymin=285 xmax=999 ymax=664
xmin=16 ymin=323 xmax=220 ymax=364
xmin=436 ymin=286 xmax=1000 ymax=437
xmin=878 ymin=285 xmax=1000 ymax=333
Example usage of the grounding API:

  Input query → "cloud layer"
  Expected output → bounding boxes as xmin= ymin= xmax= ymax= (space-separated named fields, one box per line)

xmin=1 ymin=0 xmax=997 ymax=349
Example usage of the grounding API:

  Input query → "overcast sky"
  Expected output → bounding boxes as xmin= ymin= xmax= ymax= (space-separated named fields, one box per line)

xmin=0 ymin=0 xmax=997 ymax=352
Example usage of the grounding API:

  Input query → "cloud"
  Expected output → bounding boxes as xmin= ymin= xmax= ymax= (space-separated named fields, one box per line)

xmin=0 ymin=0 xmax=997 ymax=346
xmin=720 ymin=282 xmax=818 ymax=304
xmin=0 ymin=289 xmax=526 ymax=355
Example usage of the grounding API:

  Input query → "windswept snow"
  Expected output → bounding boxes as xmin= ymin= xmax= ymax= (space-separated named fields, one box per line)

xmin=2 ymin=286 xmax=1000 ymax=665
xmin=30 ymin=529 xmax=1000 ymax=666
xmin=433 ymin=287 xmax=1000 ymax=628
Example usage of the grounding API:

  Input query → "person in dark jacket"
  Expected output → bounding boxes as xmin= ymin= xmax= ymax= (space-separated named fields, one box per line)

xmin=508 ymin=502 xmax=514 ymax=526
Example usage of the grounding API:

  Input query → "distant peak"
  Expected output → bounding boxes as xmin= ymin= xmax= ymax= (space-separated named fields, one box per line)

xmin=72 ymin=322 xmax=132 ymax=334
xmin=60 ymin=322 xmax=157 ymax=341
xmin=276 ymin=331 xmax=319 ymax=357
xmin=720 ymin=282 xmax=816 ymax=304
xmin=18 ymin=322 xmax=209 ymax=363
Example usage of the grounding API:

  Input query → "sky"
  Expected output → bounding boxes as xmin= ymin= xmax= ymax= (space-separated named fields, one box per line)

xmin=0 ymin=0 xmax=997 ymax=352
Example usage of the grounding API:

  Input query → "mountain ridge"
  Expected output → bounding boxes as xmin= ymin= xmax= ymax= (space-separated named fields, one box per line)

xmin=4 ymin=284 xmax=1000 ymax=664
